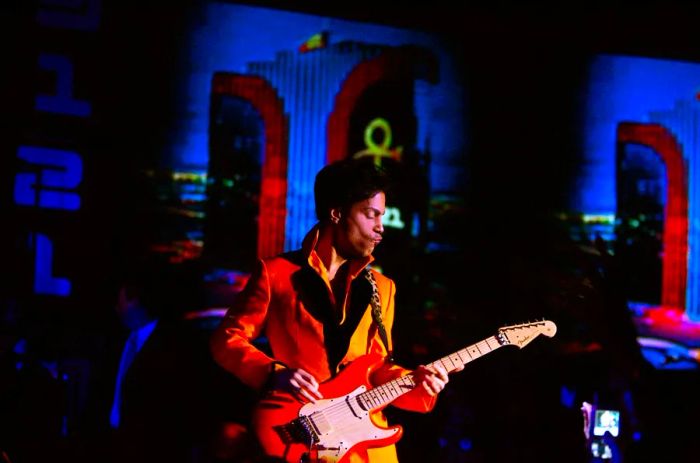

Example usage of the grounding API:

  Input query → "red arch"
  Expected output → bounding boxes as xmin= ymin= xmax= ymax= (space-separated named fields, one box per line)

xmin=212 ymin=73 xmax=288 ymax=259
xmin=617 ymin=122 xmax=688 ymax=310
xmin=326 ymin=48 xmax=436 ymax=163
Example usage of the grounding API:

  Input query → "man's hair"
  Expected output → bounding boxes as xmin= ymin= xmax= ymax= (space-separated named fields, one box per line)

xmin=314 ymin=158 xmax=390 ymax=221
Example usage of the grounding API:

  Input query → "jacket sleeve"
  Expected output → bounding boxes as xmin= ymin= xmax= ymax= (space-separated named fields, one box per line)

xmin=210 ymin=259 xmax=276 ymax=391
xmin=369 ymin=277 xmax=437 ymax=413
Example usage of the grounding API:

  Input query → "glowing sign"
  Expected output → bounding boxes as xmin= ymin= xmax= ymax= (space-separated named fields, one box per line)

xmin=35 ymin=53 xmax=92 ymax=116
xmin=582 ymin=213 xmax=615 ymax=224
xmin=10 ymin=0 xmax=101 ymax=297
xmin=33 ymin=233 xmax=71 ymax=296
xmin=14 ymin=146 xmax=82 ymax=210
xmin=353 ymin=118 xmax=403 ymax=166
xmin=353 ymin=120 xmax=406 ymax=230
xmin=382 ymin=206 xmax=405 ymax=229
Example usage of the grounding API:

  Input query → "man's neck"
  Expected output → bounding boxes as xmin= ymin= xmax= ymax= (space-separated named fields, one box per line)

xmin=329 ymin=252 xmax=349 ymax=282
xmin=322 ymin=244 xmax=347 ymax=282
xmin=316 ymin=225 xmax=347 ymax=281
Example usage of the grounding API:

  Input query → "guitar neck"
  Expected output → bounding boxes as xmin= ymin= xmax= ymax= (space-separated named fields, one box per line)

xmin=357 ymin=335 xmax=504 ymax=410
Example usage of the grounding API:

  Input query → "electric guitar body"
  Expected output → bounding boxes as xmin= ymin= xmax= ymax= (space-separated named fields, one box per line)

xmin=253 ymin=352 xmax=400 ymax=463
xmin=253 ymin=320 xmax=557 ymax=463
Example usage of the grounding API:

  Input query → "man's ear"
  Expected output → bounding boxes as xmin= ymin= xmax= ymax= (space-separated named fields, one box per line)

xmin=330 ymin=208 xmax=342 ymax=224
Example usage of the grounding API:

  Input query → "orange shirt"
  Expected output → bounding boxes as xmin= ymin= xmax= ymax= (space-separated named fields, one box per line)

xmin=210 ymin=225 xmax=436 ymax=462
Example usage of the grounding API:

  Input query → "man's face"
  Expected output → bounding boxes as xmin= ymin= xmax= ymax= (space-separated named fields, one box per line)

xmin=115 ymin=287 xmax=149 ymax=330
xmin=335 ymin=191 xmax=385 ymax=259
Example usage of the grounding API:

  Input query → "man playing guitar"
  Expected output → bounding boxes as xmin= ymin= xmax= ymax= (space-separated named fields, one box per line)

xmin=210 ymin=158 xmax=459 ymax=462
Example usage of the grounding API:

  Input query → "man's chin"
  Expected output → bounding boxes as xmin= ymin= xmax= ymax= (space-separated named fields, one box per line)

xmin=352 ymin=248 xmax=372 ymax=259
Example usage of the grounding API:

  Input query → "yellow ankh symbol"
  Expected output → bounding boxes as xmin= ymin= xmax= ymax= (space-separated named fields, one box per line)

xmin=352 ymin=118 xmax=403 ymax=166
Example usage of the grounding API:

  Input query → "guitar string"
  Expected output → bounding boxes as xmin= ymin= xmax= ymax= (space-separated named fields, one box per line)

xmin=315 ymin=338 xmax=499 ymax=419
xmin=282 ymin=324 xmax=550 ymax=445
xmin=292 ymin=324 xmax=550 ymax=430
xmin=303 ymin=338 xmax=501 ymax=423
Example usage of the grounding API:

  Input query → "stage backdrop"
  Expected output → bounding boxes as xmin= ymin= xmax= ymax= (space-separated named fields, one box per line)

xmin=4 ymin=0 xmax=468 ymax=345
xmin=576 ymin=54 xmax=700 ymax=368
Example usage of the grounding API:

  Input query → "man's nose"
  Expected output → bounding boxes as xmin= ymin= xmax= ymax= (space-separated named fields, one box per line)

xmin=375 ymin=217 xmax=384 ymax=233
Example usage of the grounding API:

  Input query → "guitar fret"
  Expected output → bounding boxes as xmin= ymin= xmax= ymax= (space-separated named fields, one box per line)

xmin=359 ymin=334 xmax=521 ymax=410
xmin=457 ymin=349 xmax=469 ymax=363
xmin=371 ymin=335 xmax=507 ymax=407
xmin=387 ymin=381 xmax=399 ymax=397
xmin=399 ymin=375 xmax=415 ymax=389
xmin=376 ymin=389 xmax=384 ymax=404
xmin=378 ymin=386 xmax=389 ymax=402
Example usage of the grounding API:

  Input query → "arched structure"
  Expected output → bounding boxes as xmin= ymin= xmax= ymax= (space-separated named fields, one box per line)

xmin=617 ymin=122 xmax=688 ymax=310
xmin=211 ymin=72 xmax=289 ymax=259
xmin=326 ymin=47 xmax=437 ymax=163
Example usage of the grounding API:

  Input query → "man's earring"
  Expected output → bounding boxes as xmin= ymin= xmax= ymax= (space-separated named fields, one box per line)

xmin=331 ymin=217 xmax=339 ymax=224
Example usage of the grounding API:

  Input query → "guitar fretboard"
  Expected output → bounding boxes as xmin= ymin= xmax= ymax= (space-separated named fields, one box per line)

xmin=357 ymin=335 xmax=504 ymax=410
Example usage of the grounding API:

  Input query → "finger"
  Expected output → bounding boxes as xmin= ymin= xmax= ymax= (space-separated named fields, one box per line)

xmin=299 ymin=372 xmax=321 ymax=398
xmin=298 ymin=383 xmax=323 ymax=400
xmin=297 ymin=387 xmax=318 ymax=404
xmin=422 ymin=379 xmax=440 ymax=396
xmin=298 ymin=371 xmax=319 ymax=390
xmin=289 ymin=378 xmax=317 ymax=403
xmin=421 ymin=373 xmax=444 ymax=395
xmin=290 ymin=370 xmax=323 ymax=399
xmin=289 ymin=378 xmax=302 ymax=392
xmin=416 ymin=365 xmax=435 ymax=378
xmin=433 ymin=370 xmax=448 ymax=388
xmin=421 ymin=365 xmax=448 ymax=385
xmin=432 ymin=365 xmax=449 ymax=382
xmin=295 ymin=372 xmax=323 ymax=399
xmin=309 ymin=387 xmax=324 ymax=399
xmin=429 ymin=376 xmax=446 ymax=393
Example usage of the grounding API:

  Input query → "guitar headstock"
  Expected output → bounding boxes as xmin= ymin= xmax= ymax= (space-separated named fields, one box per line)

xmin=497 ymin=320 xmax=557 ymax=348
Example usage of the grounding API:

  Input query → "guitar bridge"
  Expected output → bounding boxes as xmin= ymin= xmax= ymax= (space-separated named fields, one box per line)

xmin=275 ymin=415 xmax=320 ymax=445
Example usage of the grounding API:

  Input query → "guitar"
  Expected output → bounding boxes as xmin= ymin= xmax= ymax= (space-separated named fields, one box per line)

xmin=253 ymin=320 xmax=557 ymax=463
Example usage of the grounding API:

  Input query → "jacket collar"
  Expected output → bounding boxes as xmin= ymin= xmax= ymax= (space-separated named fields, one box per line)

xmin=302 ymin=223 xmax=374 ymax=284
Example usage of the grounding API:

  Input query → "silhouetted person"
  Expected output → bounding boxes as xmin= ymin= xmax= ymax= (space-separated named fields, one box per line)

xmin=99 ymin=258 xmax=212 ymax=463
xmin=0 ymin=313 xmax=66 ymax=463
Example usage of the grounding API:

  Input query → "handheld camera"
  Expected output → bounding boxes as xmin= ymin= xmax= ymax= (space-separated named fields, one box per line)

xmin=582 ymin=402 xmax=620 ymax=459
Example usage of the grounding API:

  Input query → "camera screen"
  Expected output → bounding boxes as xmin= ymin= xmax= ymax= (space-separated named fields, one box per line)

xmin=593 ymin=409 xmax=620 ymax=437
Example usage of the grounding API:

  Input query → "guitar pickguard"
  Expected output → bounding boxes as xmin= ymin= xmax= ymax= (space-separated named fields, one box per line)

xmin=267 ymin=383 xmax=400 ymax=462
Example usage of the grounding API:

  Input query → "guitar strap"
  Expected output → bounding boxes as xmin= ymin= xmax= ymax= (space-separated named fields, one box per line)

xmin=363 ymin=268 xmax=394 ymax=362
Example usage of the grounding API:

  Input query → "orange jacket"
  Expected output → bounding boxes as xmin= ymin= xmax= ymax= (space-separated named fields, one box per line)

xmin=210 ymin=225 xmax=436 ymax=462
